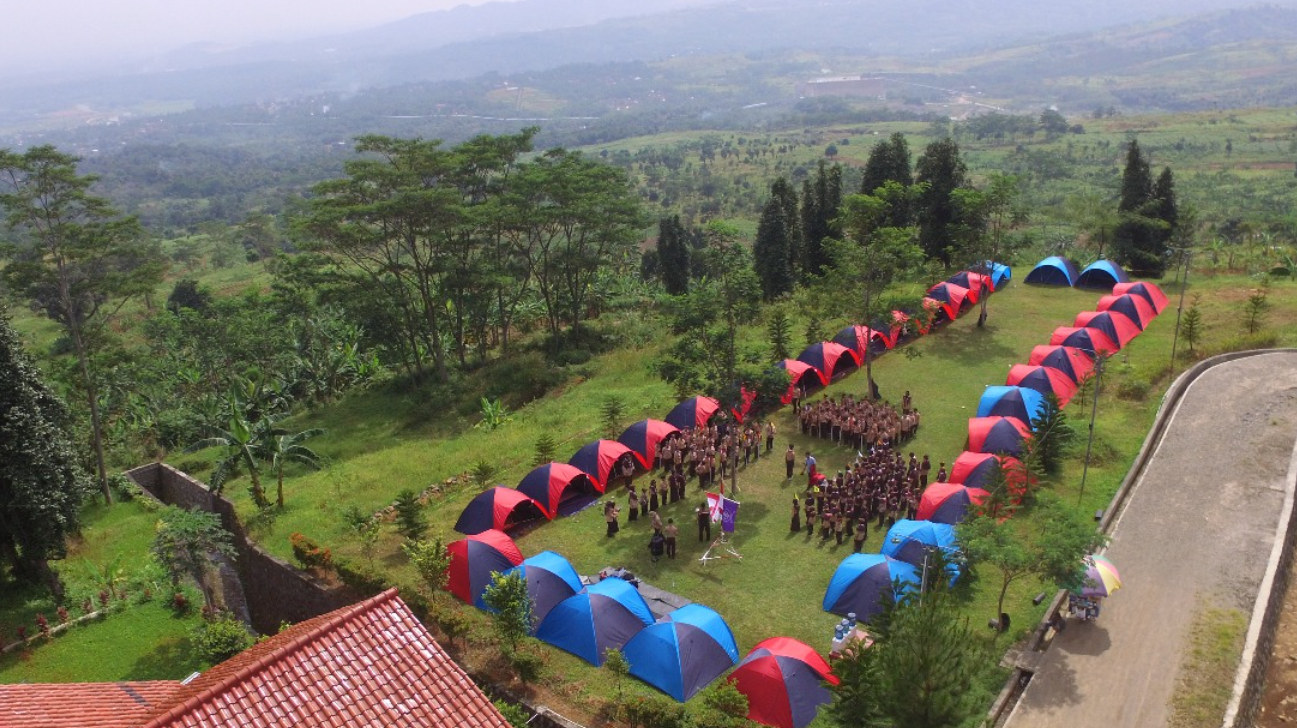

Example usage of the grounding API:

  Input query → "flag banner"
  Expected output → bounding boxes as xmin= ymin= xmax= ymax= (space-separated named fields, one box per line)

xmin=706 ymin=492 xmax=723 ymax=522
xmin=721 ymin=497 xmax=740 ymax=533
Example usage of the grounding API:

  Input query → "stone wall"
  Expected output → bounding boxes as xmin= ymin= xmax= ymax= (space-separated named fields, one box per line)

xmin=126 ymin=462 xmax=349 ymax=635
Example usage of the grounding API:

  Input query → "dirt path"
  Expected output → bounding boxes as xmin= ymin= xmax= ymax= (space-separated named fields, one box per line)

xmin=1005 ymin=352 xmax=1297 ymax=728
xmin=1258 ymin=536 xmax=1297 ymax=724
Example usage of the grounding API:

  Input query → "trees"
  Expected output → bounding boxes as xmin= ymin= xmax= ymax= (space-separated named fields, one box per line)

xmin=1064 ymin=191 xmax=1120 ymax=258
xmin=0 ymin=312 xmax=91 ymax=599
xmin=753 ymin=196 xmax=794 ymax=300
xmin=255 ymin=419 xmax=326 ymax=508
xmin=482 ymin=569 xmax=532 ymax=653
xmin=0 ymin=146 xmax=165 ymax=501
xmin=957 ymin=492 xmax=1106 ymax=619
xmin=915 ymin=137 xmax=970 ymax=266
xmin=860 ymin=132 xmax=913 ymax=228
xmin=1027 ymin=394 xmax=1075 ymax=477
xmin=770 ymin=177 xmax=802 ymax=281
xmin=186 ymin=416 xmax=271 ymax=508
xmin=799 ymin=161 xmax=842 ymax=279
xmin=657 ymin=215 xmax=692 ymax=295
xmin=151 ymin=506 xmax=235 ymax=614
xmin=1111 ymin=140 xmax=1175 ymax=277
xmin=952 ymin=173 xmax=1027 ymax=324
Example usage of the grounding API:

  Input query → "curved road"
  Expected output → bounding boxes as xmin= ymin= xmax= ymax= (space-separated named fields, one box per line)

xmin=1005 ymin=351 xmax=1297 ymax=728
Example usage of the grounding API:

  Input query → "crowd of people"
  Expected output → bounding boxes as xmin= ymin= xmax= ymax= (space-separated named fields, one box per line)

xmin=795 ymin=389 xmax=920 ymax=451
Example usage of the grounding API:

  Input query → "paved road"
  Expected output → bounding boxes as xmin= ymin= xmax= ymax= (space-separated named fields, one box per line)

xmin=1005 ymin=352 xmax=1297 ymax=728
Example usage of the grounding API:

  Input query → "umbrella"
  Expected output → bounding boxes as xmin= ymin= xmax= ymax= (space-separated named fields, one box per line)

xmin=1050 ymin=326 xmax=1120 ymax=356
xmin=446 ymin=530 xmax=524 ymax=607
xmin=618 ymin=419 xmax=681 ymax=470
xmin=501 ymin=551 xmax=584 ymax=631
xmin=1113 ymin=281 xmax=1168 ymax=313
xmin=967 ymin=416 xmax=1032 ymax=456
xmin=1074 ymin=310 xmax=1140 ymax=348
xmin=568 ymin=439 xmax=636 ymax=490
xmin=517 ymin=462 xmax=601 ymax=517
xmin=1097 ymin=293 xmax=1158 ymax=330
xmin=1028 ymin=345 xmax=1095 ymax=384
xmin=453 ymin=487 xmax=549 ymax=534
xmin=822 ymin=554 xmax=919 ymax=622
xmin=623 ymin=604 xmax=739 ymax=702
xmin=1006 ymin=364 xmax=1078 ymax=408
xmin=915 ymin=482 xmax=990 ymax=524
xmin=1082 ymin=554 xmax=1122 ymax=597
xmin=796 ymin=342 xmax=858 ymax=385
xmin=729 ymin=643 xmax=834 ymax=728
xmin=535 ymin=577 xmax=655 ymax=666
xmin=664 ymin=396 xmax=721 ymax=431
xmin=977 ymin=385 xmax=1045 ymax=422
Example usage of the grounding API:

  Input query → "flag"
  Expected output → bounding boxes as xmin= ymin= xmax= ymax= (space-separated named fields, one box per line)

xmin=721 ymin=497 xmax=740 ymax=533
xmin=706 ymin=492 xmax=723 ymax=523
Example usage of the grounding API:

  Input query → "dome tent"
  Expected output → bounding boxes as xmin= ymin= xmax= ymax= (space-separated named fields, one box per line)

xmin=1075 ymin=259 xmax=1130 ymax=289
xmin=1025 ymin=256 xmax=1080 ymax=286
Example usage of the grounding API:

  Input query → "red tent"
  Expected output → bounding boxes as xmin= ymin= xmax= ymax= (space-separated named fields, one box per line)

xmin=949 ymin=451 xmax=1031 ymax=491
xmin=617 ymin=419 xmax=681 ymax=469
xmin=1074 ymin=310 xmax=1140 ymax=348
xmin=1113 ymin=281 xmax=1168 ymax=313
xmin=747 ymin=637 xmax=837 ymax=684
xmin=1049 ymin=326 xmax=1119 ymax=356
xmin=664 ymin=396 xmax=721 ymax=430
xmin=728 ymin=637 xmax=838 ymax=728
xmin=1028 ymin=345 xmax=1095 ymax=384
xmin=447 ymin=529 xmax=524 ymax=606
xmin=796 ymin=342 xmax=858 ymax=385
xmin=947 ymin=270 xmax=994 ymax=296
xmin=916 ymin=482 xmax=991 ymax=524
xmin=967 ymin=416 xmax=1032 ymax=456
xmin=778 ymin=359 xmax=822 ymax=391
xmin=517 ymin=462 xmax=601 ymax=517
xmin=568 ymin=440 xmax=636 ymax=490
xmin=1097 ymin=293 xmax=1158 ymax=330
xmin=1006 ymin=364 xmax=1079 ymax=408
xmin=454 ymin=487 xmax=549 ymax=534
xmin=732 ymin=386 xmax=758 ymax=423
xmin=924 ymin=282 xmax=971 ymax=321
xmin=832 ymin=325 xmax=896 ymax=360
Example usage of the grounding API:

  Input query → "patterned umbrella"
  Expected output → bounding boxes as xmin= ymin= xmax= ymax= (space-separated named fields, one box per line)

xmin=1081 ymin=554 xmax=1122 ymax=597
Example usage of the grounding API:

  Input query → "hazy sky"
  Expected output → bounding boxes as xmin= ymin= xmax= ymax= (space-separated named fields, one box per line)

xmin=5 ymin=0 xmax=516 ymax=72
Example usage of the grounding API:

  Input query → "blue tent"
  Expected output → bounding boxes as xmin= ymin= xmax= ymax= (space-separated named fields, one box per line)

xmin=822 ymin=554 xmax=919 ymax=622
xmin=984 ymin=261 xmax=1012 ymax=289
xmin=1024 ymin=256 xmax=1080 ymax=286
xmin=535 ymin=577 xmax=654 ymax=666
xmin=1075 ymin=259 xmax=1130 ymax=289
xmin=883 ymin=520 xmax=961 ymax=582
xmin=977 ymin=386 xmax=1045 ymax=423
xmin=623 ymin=604 xmax=740 ymax=702
xmin=501 ymin=551 xmax=584 ymax=631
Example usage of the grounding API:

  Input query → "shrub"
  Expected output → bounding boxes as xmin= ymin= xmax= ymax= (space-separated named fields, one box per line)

xmin=403 ymin=538 xmax=451 ymax=593
xmin=289 ymin=532 xmax=333 ymax=570
xmin=393 ymin=489 xmax=428 ymax=541
xmin=334 ymin=558 xmax=389 ymax=597
xmin=533 ymin=434 xmax=557 ymax=466
xmin=56 ymin=606 xmax=69 ymax=624
xmin=35 ymin=614 xmax=50 ymax=639
xmin=509 ymin=647 xmax=545 ymax=685
xmin=107 ymin=473 xmax=139 ymax=502
xmin=492 ymin=698 xmax=531 ymax=728
xmin=1116 ymin=379 xmax=1150 ymax=401
xmin=623 ymin=695 xmax=688 ymax=728
xmin=194 ymin=616 xmax=254 ymax=664
xmin=171 ymin=591 xmax=192 ymax=616
xmin=471 ymin=460 xmax=499 ymax=492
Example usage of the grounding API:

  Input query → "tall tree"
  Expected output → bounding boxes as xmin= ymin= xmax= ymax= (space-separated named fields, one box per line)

xmin=150 ymin=506 xmax=235 ymax=614
xmin=0 ymin=146 xmax=165 ymax=501
xmin=860 ymin=133 xmax=913 ymax=228
xmin=255 ymin=418 xmax=326 ymax=509
xmin=753 ymin=196 xmax=794 ymax=300
xmin=770 ymin=177 xmax=802 ymax=281
xmin=1111 ymin=140 xmax=1170 ymax=276
xmin=952 ymin=173 xmax=1027 ymax=324
xmin=915 ymin=138 xmax=970 ymax=266
xmin=1064 ymin=191 xmax=1120 ymax=258
xmin=656 ymin=215 xmax=691 ymax=295
xmin=800 ymin=161 xmax=842 ymax=278
xmin=0 ymin=312 xmax=91 ymax=600
xmin=186 ymin=416 xmax=271 ymax=508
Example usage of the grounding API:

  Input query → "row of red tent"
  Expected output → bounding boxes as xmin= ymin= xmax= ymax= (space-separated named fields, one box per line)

xmin=444 ymin=528 xmax=837 ymax=726
xmin=821 ymin=279 xmax=1168 ymax=630
xmin=453 ymin=264 xmax=1015 ymax=536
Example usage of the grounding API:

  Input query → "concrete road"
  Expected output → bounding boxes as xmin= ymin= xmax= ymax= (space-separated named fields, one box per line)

xmin=1005 ymin=352 xmax=1297 ymax=728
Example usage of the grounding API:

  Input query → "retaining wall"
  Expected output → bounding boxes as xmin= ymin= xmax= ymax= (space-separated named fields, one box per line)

xmin=126 ymin=462 xmax=349 ymax=635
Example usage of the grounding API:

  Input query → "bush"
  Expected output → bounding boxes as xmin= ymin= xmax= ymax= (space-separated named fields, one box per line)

xmin=623 ymin=695 xmax=688 ymax=728
xmin=393 ymin=489 xmax=428 ymax=541
xmin=289 ymin=533 xmax=333 ymax=570
xmin=483 ymin=351 xmax=570 ymax=405
xmin=194 ymin=616 xmax=254 ymax=664
xmin=1116 ymin=378 xmax=1150 ymax=402
xmin=107 ymin=473 xmax=139 ymax=502
xmin=493 ymin=699 xmax=531 ymax=728
xmin=508 ymin=647 xmax=545 ymax=685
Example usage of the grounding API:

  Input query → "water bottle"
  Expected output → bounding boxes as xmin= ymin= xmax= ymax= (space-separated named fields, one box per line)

xmin=847 ymin=612 xmax=858 ymax=628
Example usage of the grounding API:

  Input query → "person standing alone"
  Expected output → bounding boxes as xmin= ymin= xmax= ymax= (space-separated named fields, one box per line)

xmin=696 ymin=502 xmax=712 ymax=542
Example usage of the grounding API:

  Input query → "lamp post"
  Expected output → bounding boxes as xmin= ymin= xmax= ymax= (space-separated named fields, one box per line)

xmin=1077 ymin=350 xmax=1105 ymax=505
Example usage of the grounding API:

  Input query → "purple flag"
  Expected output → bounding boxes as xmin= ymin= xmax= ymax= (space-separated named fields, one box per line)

xmin=721 ymin=497 xmax=740 ymax=533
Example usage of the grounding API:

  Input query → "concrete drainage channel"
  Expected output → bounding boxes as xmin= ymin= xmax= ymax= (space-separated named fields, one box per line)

xmin=984 ymin=349 xmax=1297 ymax=728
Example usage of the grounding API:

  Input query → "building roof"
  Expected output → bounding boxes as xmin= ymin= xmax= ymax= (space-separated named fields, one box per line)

xmin=140 ymin=589 xmax=510 ymax=728
xmin=2 ymin=590 xmax=511 ymax=728
xmin=0 ymin=681 xmax=182 ymax=728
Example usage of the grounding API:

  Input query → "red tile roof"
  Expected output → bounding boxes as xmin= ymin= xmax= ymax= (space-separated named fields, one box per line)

xmin=139 ymin=589 xmax=511 ymax=728
xmin=0 ymin=681 xmax=181 ymax=728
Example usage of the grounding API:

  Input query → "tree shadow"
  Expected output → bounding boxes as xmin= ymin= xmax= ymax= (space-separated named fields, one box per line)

xmin=930 ymin=321 xmax=1020 ymax=365
xmin=1019 ymin=648 xmax=1083 ymax=710
xmin=126 ymin=633 xmax=203 ymax=681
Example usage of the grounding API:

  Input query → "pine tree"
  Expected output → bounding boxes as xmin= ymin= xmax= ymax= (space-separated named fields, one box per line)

xmin=1112 ymin=140 xmax=1170 ymax=276
xmin=0 ymin=311 xmax=92 ymax=600
xmin=754 ymin=196 xmax=794 ymax=300
xmin=800 ymin=161 xmax=842 ymax=278
xmin=1180 ymin=293 xmax=1203 ymax=354
xmin=1028 ymin=394 xmax=1075 ymax=477
xmin=770 ymin=177 xmax=802 ymax=281
xmin=915 ymin=137 xmax=969 ymax=266
xmin=861 ymin=133 xmax=913 ymax=228
xmin=657 ymin=216 xmax=691 ymax=295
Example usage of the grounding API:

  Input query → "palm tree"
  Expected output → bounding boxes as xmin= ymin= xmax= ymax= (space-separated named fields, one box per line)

xmin=186 ymin=416 xmax=269 ymax=508
xmin=256 ymin=418 xmax=326 ymax=508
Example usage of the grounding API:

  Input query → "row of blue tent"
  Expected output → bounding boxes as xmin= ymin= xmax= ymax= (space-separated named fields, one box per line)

xmin=822 ymin=519 xmax=961 ymax=623
xmin=1025 ymin=256 xmax=1130 ymax=289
